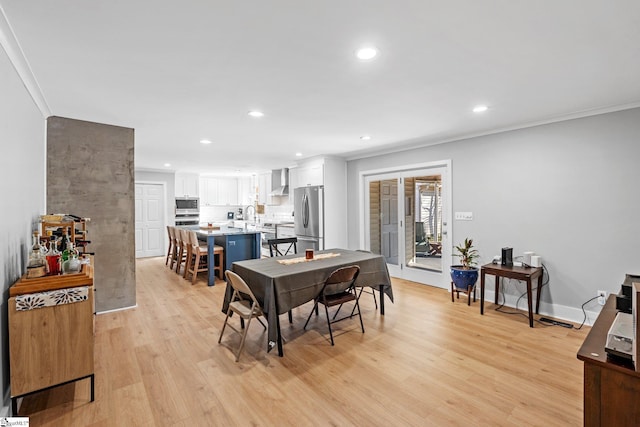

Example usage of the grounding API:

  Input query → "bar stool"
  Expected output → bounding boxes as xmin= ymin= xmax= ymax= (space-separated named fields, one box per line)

xmin=165 ymin=226 xmax=175 ymax=266
xmin=174 ymin=228 xmax=189 ymax=275
xmin=168 ymin=226 xmax=179 ymax=269
xmin=185 ymin=231 xmax=224 ymax=283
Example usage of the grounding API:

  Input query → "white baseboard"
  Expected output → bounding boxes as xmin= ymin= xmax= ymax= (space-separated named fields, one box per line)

xmin=96 ymin=304 xmax=137 ymax=315
xmin=483 ymin=289 xmax=603 ymax=327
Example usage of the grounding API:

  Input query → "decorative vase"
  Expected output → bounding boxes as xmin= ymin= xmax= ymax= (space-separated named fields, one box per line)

xmin=450 ymin=265 xmax=479 ymax=290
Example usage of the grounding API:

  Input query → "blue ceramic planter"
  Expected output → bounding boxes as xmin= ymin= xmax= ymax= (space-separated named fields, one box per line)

xmin=450 ymin=266 xmax=478 ymax=290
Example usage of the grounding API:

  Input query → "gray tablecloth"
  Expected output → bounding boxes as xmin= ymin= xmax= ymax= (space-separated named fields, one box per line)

xmin=222 ymin=249 xmax=393 ymax=353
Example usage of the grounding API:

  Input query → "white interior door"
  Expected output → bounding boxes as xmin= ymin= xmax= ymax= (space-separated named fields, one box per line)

xmin=362 ymin=161 xmax=452 ymax=288
xmin=135 ymin=183 xmax=165 ymax=258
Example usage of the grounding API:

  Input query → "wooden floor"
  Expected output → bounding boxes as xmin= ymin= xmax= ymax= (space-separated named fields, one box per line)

xmin=19 ymin=256 xmax=589 ymax=426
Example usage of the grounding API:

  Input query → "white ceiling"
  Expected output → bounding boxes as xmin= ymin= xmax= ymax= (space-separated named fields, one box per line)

xmin=3 ymin=1 xmax=640 ymax=175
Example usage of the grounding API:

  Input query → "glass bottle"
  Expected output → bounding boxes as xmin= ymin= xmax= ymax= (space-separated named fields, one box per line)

xmin=28 ymin=231 xmax=46 ymax=269
xmin=46 ymin=238 xmax=61 ymax=275
xmin=26 ymin=231 xmax=47 ymax=278
xmin=62 ymin=241 xmax=80 ymax=274
xmin=61 ymin=229 xmax=72 ymax=261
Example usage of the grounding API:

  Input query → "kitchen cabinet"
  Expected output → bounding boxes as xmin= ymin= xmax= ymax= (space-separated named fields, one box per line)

xmin=201 ymin=177 xmax=239 ymax=206
xmin=256 ymin=172 xmax=271 ymax=205
xmin=201 ymin=177 xmax=218 ymax=206
xmin=295 ymin=163 xmax=323 ymax=187
xmin=287 ymin=168 xmax=298 ymax=205
xmin=218 ymin=178 xmax=238 ymax=205
xmin=238 ymin=177 xmax=254 ymax=206
xmin=213 ymin=233 xmax=261 ymax=272
xmin=175 ymin=173 xmax=199 ymax=197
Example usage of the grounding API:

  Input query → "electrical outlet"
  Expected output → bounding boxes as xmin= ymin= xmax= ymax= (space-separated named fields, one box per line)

xmin=597 ymin=290 xmax=607 ymax=306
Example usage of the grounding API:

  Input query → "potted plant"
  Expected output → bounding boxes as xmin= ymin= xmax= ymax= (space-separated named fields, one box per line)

xmin=450 ymin=238 xmax=479 ymax=291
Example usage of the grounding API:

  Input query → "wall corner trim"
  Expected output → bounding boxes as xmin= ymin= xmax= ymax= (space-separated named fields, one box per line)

xmin=0 ymin=5 xmax=51 ymax=118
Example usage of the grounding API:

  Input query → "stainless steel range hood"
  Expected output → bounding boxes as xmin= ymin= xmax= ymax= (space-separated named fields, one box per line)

xmin=269 ymin=168 xmax=289 ymax=196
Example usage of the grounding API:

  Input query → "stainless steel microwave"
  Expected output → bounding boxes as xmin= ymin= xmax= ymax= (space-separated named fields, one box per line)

xmin=175 ymin=197 xmax=199 ymax=214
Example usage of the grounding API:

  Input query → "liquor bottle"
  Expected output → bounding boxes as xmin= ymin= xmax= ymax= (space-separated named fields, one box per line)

xmin=27 ymin=231 xmax=47 ymax=278
xmin=46 ymin=238 xmax=61 ymax=275
xmin=61 ymin=229 xmax=73 ymax=261
xmin=28 ymin=232 xmax=45 ymax=267
xmin=62 ymin=241 xmax=80 ymax=274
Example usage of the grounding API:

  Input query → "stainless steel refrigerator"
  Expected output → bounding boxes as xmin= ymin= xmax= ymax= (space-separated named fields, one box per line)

xmin=294 ymin=185 xmax=324 ymax=251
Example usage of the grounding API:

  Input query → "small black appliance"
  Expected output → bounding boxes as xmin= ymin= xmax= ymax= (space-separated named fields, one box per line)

xmin=501 ymin=247 xmax=513 ymax=267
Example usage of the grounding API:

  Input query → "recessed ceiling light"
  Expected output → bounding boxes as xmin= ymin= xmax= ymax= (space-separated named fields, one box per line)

xmin=200 ymin=139 xmax=212 ymax=144
xmin=163 ymin=163 xmax=171 ymax=167
xmin=248 ymin=110 xmax=264 ymax=118
xmin=295 ymin=152 xmax=302 ymax=157
xmin=360 ymin=135 xmax=372 ymax=141
xmin=473 ymin=105 xmax=489 ymax=113
xmin=356 ymin=47 xmax=378 ymax=60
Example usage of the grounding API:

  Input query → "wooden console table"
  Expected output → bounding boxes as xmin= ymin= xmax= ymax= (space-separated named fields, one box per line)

xmin=9 ymin=262 xmax=95 ymax=415
xmin=479 ymin=263 xmax=543 ymax=327
xmin=577 ymin=297 xmax=640 ymax=426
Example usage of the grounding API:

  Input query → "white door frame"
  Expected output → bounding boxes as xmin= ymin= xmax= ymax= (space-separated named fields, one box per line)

xmin=135 ymin=181 xmax=167 ymax=258
xmin=359 ymin=160 xmax=452 ymax=288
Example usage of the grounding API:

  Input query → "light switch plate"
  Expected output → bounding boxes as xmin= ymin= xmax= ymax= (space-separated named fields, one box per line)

xmin=455 ymin=211 xmax=473 ymax=221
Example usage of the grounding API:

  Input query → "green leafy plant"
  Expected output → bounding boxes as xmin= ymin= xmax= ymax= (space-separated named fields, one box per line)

xmin=454 ymin=238 xmax=479 ymax=269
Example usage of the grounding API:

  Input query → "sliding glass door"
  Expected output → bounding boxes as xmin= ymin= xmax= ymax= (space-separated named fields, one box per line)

xmin=363 ymin=163 xmax=451 ymax=288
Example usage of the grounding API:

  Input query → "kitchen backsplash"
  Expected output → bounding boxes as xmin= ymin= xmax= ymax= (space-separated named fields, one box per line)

xmin=263 ymin=204 xmax=295 ymax=222
xmin=200 ymin=204 xmax=294 ymax=223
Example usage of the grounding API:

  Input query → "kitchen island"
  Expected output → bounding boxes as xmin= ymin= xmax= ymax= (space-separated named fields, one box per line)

xmin=179 ymin=225 xmax=261 ymax=286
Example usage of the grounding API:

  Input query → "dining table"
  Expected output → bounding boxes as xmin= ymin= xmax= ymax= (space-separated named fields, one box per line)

xmin=222 ymin=249 xmax=394 ymax=356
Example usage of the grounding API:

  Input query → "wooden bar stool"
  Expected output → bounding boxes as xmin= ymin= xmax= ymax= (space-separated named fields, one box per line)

xmin=186 ymin=230 xmax=224 ymax=283
xmin=213 ymin=245 xmax=224 ymax=280
xmin=165 ymin=225 xmax=175 ymax=266
xmin=168 ymin=226 xmax=179 ymax=269
xmin=174 ymin=228 xmax=189 ymax=275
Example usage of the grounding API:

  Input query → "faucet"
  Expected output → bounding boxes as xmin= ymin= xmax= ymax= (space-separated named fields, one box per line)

xmin=245 ymin=205 xmax=256 ymax=223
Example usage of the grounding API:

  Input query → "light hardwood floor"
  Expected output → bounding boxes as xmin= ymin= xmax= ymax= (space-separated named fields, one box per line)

xmin=19 ymin=256 xmax=589 ymax=426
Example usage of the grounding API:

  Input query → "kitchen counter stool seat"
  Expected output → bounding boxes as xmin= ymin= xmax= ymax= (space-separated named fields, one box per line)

xmin=174 ymin=228 xmax=189 ymax=275
xmin=186 ymin=230 xmax=224 ymax=283
xmin=165 ymin=225 xmax=176 ymax=266
xmin=167 ymin=226 xmax=179 ymax=269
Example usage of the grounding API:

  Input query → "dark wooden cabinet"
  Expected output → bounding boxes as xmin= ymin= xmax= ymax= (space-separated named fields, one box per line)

xmin=577 ymin=298 xmax=640 ymax=426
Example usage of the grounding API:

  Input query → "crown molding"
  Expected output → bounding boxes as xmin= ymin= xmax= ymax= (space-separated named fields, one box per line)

xmin=344 ymin=102 xmax=640 ymax=162
xmin=0 ymin=5 xmax=51 ymax=118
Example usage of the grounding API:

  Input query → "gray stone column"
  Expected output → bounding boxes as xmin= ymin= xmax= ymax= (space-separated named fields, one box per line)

xmin=47 ymin=116 xmax=135 ymax=311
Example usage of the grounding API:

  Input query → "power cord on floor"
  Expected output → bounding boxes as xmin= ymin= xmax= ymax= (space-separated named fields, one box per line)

xmin=493 ymin=263 xmax=579 ymax=328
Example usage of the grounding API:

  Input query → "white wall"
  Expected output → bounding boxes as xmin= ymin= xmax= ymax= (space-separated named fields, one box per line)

xmin=0 ymin=45 xmax=46 ymax=409
xmin=347 ymin=108 xmax=640 ymax=324
xmin=135 ymin=170 xmax=176 ymax=225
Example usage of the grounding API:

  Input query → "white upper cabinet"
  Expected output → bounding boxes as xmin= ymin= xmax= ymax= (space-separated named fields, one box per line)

xmin=200 ymin=177 xmax=218 ymax=206
xmin=295 ymin=163 xmax=323 ymax=187
xmin=200 ymin=177 xmax=241 ymax=206
xmin=256 ymin=172 xmax=271 ymax=205
xmin=238 ymin=177 xmax=254 ymax=206
xmin=175 ymin=173 xmax=199 ymax=197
